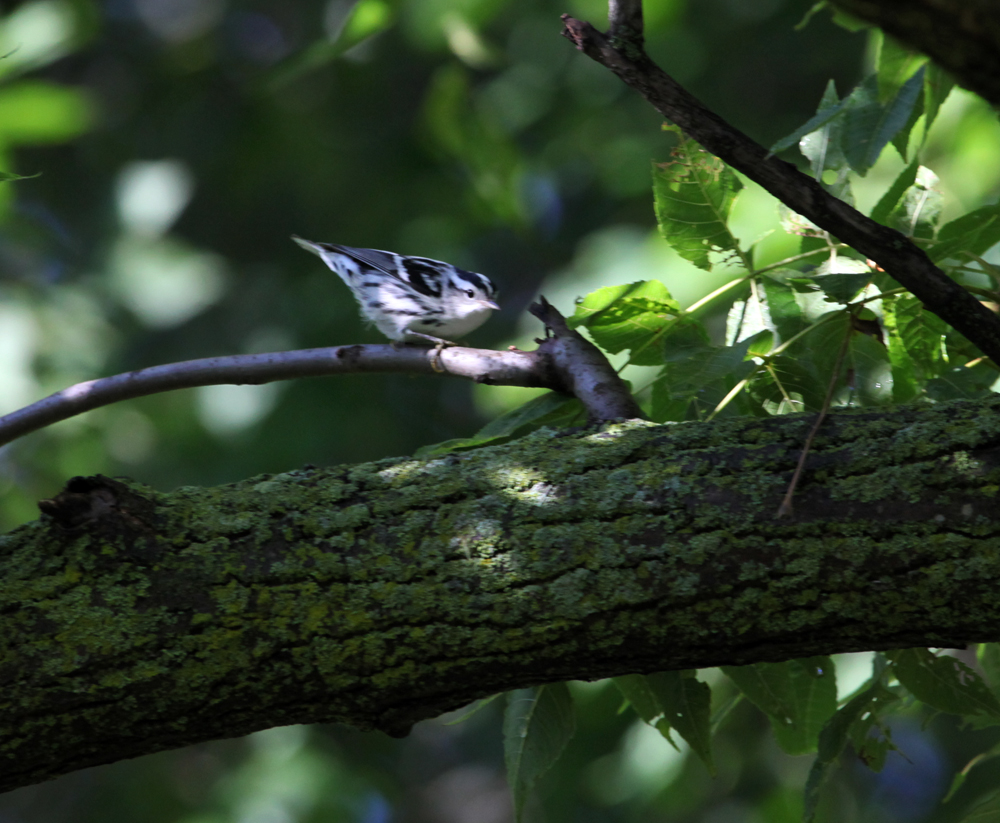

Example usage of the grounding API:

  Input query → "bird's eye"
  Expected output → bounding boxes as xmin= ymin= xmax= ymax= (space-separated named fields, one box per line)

xmin=465 ymin=289 xmax=475 ymax=299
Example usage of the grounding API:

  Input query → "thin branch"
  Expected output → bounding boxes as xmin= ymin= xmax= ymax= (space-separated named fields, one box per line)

xmin=0 ymin=345 xmax=561 ymax=449
xmin=559 ymin=15 xmax=1000 ymax=368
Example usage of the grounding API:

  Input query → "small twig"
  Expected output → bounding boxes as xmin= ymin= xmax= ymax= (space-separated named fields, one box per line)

xmin=530 ymin=297 xmax=645 ymax=423
xmin=776 ymin=325 xmax=852 ymax=518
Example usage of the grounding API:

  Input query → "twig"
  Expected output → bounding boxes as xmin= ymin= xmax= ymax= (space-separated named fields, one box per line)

xmin=0 ymin=345 xmax=559 ymax=449
xmin=559 ymin=12 xmax=1000 ymax=368
xmin=776 ymin=326 xmax=852 ymax=518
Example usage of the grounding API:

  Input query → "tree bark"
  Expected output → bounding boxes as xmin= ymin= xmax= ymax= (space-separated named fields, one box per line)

xmin=829 ymin=0 xmax=1000 ymax=107
xmin=5 ymin=396 xmax=1000 ymax=792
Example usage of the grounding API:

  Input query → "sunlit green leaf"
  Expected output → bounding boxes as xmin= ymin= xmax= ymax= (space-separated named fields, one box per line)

xmin=882 ymin=293 xmax=947 ymax=387
xmin=722 ymin=658 xmax=837 ymax=755
xmin=870 ymin=160 xmax=919 ymax=224
xmin=877 ymin=34 xmax=927 ymax=103
xmin=504 ymin=684 xmax=576 ymax=823
xmin=814 ymin=255 xmax=872 ymax=304
xmin=0 ymin=80 xmax=92 ymax=144
xmin=886 ymin=165 xmax=942 ymax=238
xmin=798 ymin=80 xmax=847 ymax=178
xmin=892 ymin=649 xmax=1000 ymax=719
xmin=930 ymin=205 xmax=1000 ymax=263
xmin=923 ymin=63 xmax=955 ymax=135
xmin=978 ymin=643 xmax=1000 ymax=693
xmin=653 ymin=129 xmax=744 ymax=270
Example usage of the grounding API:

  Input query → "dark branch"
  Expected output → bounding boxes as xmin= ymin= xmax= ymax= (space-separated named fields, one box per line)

xmin=829 ymin=0 xmax=1000 ymax=107
xmin=530 ymin=297 xmax=646 ymax=422
xmin=6 ymin=396 xmax=1000 ymax=791
xmin=559 ymin=15 xmax=1000 ymax=368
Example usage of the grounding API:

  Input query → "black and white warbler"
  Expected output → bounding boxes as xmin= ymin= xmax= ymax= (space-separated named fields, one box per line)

xmin=292 ymin=236 xmax=500 ymax=344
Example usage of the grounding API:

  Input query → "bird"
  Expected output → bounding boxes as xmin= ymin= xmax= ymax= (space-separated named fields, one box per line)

xmin=292 ymin=236 xmax=500 ymax=345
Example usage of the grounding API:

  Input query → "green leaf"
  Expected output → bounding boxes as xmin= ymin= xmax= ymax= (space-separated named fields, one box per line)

xmin=504 ymin=684 xmax=576 ymax=823
xmin=887 ymin=165 xmax=942 ymax=238
xmin=882 ymin=293 xmax=947 ymax=386
xmin=803 ymin=683 xmax=899 ymax=822
xmin=722 ymin=657 xmax=837 ymax=755
xmin=870 ymin=159 xmax=919 ymax=224
xmin=570 ymin=280 xmax=681 ymax=365
xmin=957 ymin=791 xmax=1000 ymax=823
xmin=892 ymin=648 xmax=1000 ymax=719
xmin=444 ymin=693 xmax=502 ymax=725
xmin=653 ymin=131 xmax=744 ymax=270
xmin=760 ymin=275 xmax=807 ymax=343
xmin=923 ymin=63 xmax=955 ymax=135
xmin=263 ymin=0 xmax=394 ymax=88
xmin=877 ymin=34 xmax=928 ymax=103
xmin=615 ymin=671 xmax=715 ymax=773
xmin=652 ymin=337 xmax=757 ymax=421
xmin=414 ymin=393 xmax=582 ymax=457
xmin=769 ymin=83 xmax=848 ymax=158
xmin=924 ymin=363 xmax=999 ymax=402
xmin=943 ymin=740 xmax=1000 ymax=803
xmin=0 ymin=80 xmax=92 ymax=144
xmin=814 ymin=255 xmax=872 ymax=304
xmin=841 ymin=69 xmax=924 ymax=175
xmin=930 ymin=205 xmax=1000 ymax=263
xmin=978 ymin=643 xmax=1000 ymax=693
xmin=797 ymin=80 xmax=848 ymax=178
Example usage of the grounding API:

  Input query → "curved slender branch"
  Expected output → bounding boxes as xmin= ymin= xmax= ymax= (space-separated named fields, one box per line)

xmin=0 ymin=300 xmax=647 ymax=448
xmin=560 ymin=13 xmax=1000 ymax=368
xmin=0 ymin=345 xmax=560 ymax=449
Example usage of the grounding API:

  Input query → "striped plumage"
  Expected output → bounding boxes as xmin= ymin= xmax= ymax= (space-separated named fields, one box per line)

xmin=292 ymin=236 xmax=499 ymax=343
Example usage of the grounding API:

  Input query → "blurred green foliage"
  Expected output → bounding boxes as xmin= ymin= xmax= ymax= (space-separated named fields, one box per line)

xmin=4 ymin=0 xmax=1000 ymax=821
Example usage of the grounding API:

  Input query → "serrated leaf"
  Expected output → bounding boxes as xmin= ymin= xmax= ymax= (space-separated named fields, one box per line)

xmin=877 ymin=34 xmax=928 ymax=103
xmin=615 ymin=671 xmax=715 ymax=773
xmin=923 ymin=63 xmax=955 ymax=135
xmin=588 ymin=298 xmax=681 ymax=364
xmin=892 ymin=648 xmax=1000 ymax=719
xmin=722 ymin=657 xmax=837 ymax=755
xmin=798 ymin=80 xmax=848 ymax=178
xmin=570 ymin=280 xmax=679 ymax=327
xmin=803 ymin=683 xmax=899 ymax=822
xmin=760 ymin=275 xmax=807 ymax=343
xmin=814 ymin=255 xmax=873 ymax=304
xmin=930 ymin=205 xmax=1000 ymax=263
xmin=882 ymin=293 xmax=947 ymax=386
xmin=871 ymin=160 xmax=919 ymax=224
xmin=770 ymin=86 xmax=848 ymax=158
xmin=504 ymin=684 xmax=576 ymax=823
xmin=888 ymin=165 xmax=942 ymax=238
xmin=653 ymin=134 xmax=744 ymax=270
xmin=841 ymin=69 xmax=924 ymax=175
xmin=652 ymin=336 xmax=758 ymax=421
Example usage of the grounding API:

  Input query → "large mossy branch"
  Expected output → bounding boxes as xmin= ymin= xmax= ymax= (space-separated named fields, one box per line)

xmin=6 ymin=399 xmax=1000 ymax=791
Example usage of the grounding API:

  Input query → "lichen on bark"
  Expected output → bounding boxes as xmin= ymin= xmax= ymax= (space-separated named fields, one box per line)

xmin=4 ymin=397 xmax=1000 ymax=792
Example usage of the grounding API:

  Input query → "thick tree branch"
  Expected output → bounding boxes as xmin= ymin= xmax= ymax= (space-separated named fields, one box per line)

xmin=829 ymin=0 xmax=1000 ymax=107
xmin=530 ymin=297 xmax=645 ymax=422
xmin=6 ymin=397 xmax=1000 ymax=790
xmin=559 ymin=14 xmax=1000 ymax=368
xmin=0 ymin=302 xmax=639 ymax=448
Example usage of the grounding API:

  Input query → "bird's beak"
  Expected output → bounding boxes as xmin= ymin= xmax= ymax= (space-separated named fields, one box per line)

xmin=482 ymin=300 xmax=501 ymax=311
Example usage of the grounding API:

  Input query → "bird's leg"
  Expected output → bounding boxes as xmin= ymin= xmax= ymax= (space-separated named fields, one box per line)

xmin=399 ymin=332 xmax=457 ymax=373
